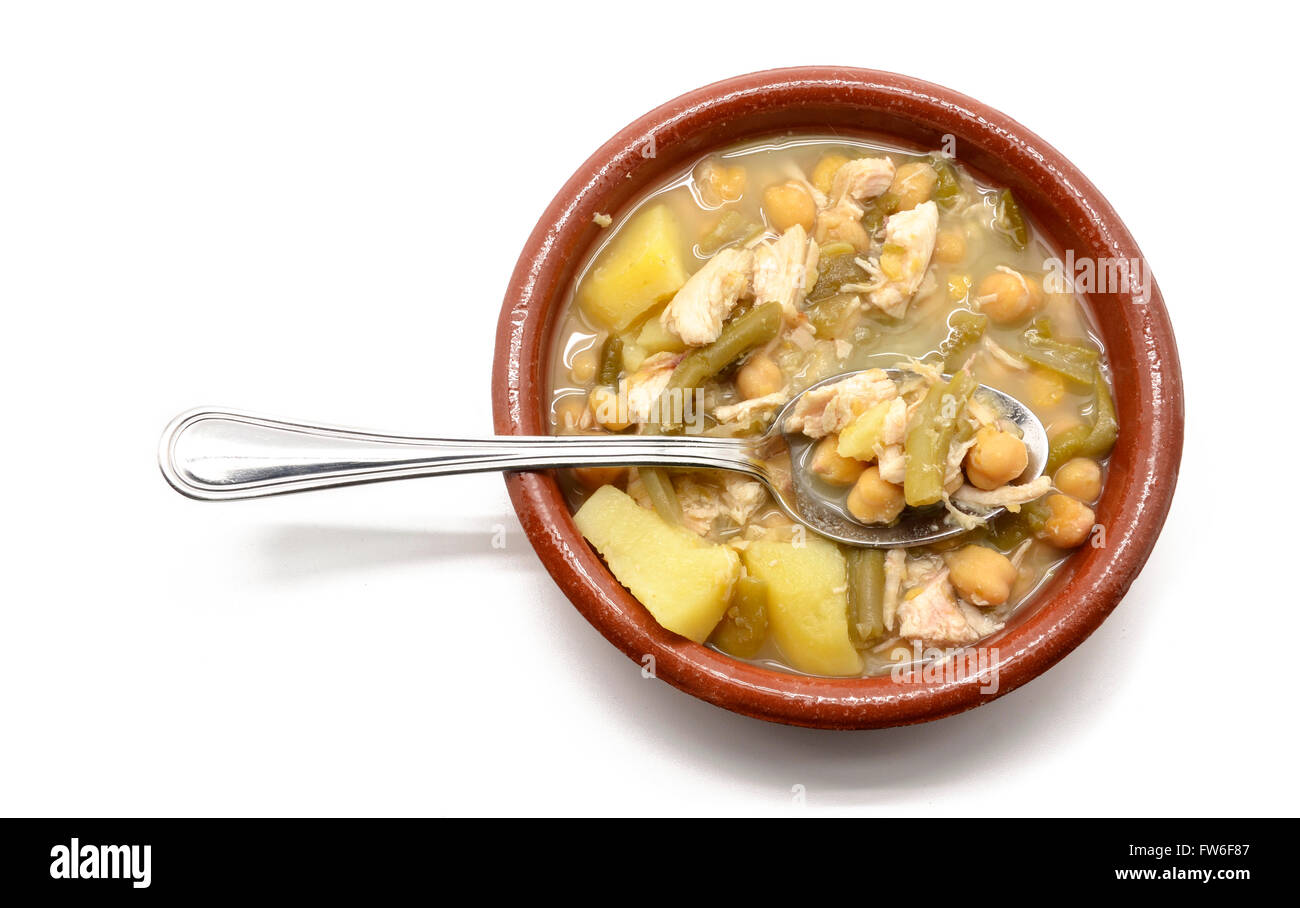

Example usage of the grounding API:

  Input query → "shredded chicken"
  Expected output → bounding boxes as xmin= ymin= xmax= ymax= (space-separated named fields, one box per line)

xmin=982 ymin=335 xmax=1029 ymax=371
xmin=876 ymin=444 xmax=906 ymax=484
xmin=660 ymin=247 xmax=753 ymax=346
xmin=957 ymin=601 xmax=1005 ymax=638
xmin=862 ymin=201 xmax=939 ymax=318
xmin=783 ymin=369 xmax=897 ymax=438
xmin=882 ymin=548 xmax=907 ymax=631
xmin=714 ymin=389 xmax=789 ymax=424
xmin=945 ymin=434 xmax=979 ymax=492
xmin=625 ymin=468 xmax=652 ymax=510
xmin=830 ymin=156 xmax=896 ymax=204
xmin=622 ymin=352 xmax=682 ymax=424
xmin=752 ymin=226 xmax=817 ymax=317
xmin=675 ymin=474 xmax=768 ymax=537
xmin=966 ymin=394 xmax=1003 ymax=428
xmin=880 ymin=397 xmax=908 ymax=446
xmin=952 ymin=475 xmax=1052 ymax=512
xmin=897 ymin=568 xmax=987 ymax=647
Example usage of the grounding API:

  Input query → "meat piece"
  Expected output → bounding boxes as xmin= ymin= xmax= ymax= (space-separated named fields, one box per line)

xmin=945 ymin=434 xmax=980 ymax=492
xmin=623 ymin=351 xmax=682 ymax=424
xmin=714 ymin=390 xmax=788 ymax=424
xmin=660 ymin=247 xmax=753 ymax=346
xmin=830 ymin=156 xmax=895 ymax=203
xmin=752 ymin=225 xmax=817 ymax=317
xmin=882 ymin=548 xmax=907 ymax=631
xmin=813 ymin=198 xmax=872 ymax=252
xmin=783 ymin=369 xmax=898 ymax=438
xmin=981 ymin=335 xmax=1029 ymax=371
xmin=966 ymin=394 xmax=1003 ymax=429
xmin=958 ymin=600 xmax=1005 ymax=638
xmin=864 ymin=201 xmax=939 ymax=318
xmin=674 ymin=474 xmax=767 ymax=537
xmin=624 ymin=468 xmax=652 ymax=510
xmin=721 ymin=475 xmax=768 ymax=525
xmin=881 ymin=397 xmax=908 ymax=446
xmin=952 ymin=475 xmax=1052 ymax=512
xmin=896 ymin=568 xmax=983 ymax=647
xmin=876 ymin=444 xmax=906 ymax=484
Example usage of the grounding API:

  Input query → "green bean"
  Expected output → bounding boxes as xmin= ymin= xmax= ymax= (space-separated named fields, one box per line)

xmin=938 ymin=309 xmax=988 ymax=369
xmin=665 ymin=302 xmax=782 ymax=392
xmin=847 ymin=549 xmax=886 ymax=646
xmin=639 ymin=467 xmax=681 ymax=524
xmin=597 ymin=334 xmax=623 ymax=387
xmin=808 ymin=292 xmax=862 ymax=338
xmin=709 ymin=576 xmax=769 ymax=658
xmin=647 ymin=302 xmax=781 ymax=433
xmin=858 ymin=191 xmax=901 ymax=237
xmin=993 ymin=187 xmax=1029 ymax=251
xmin=1021 ymin=328 xmax=1099 ymax=385
xmin=1046 ymin=367 xmax=1119 ymax=472
xmin=984 ymin=499 xmax=1050 ymax=549
xmin=808 ymin=253 xmax=866 ymax=303
xmin=904 ymin=370 xmax=977 ymax=507
xmin=698 ymin=211 xmax=762 ymax=256
xmin=931 ymin=156 xmax=963 ymax=210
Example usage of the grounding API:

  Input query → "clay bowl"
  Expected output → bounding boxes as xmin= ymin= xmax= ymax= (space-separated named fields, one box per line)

xmin=491 ymin=67 xmax=1183 ymax=729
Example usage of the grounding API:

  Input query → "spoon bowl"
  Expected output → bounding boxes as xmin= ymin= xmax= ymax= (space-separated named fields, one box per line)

xmin=767 ymin=369 xmax=1048 ymax=546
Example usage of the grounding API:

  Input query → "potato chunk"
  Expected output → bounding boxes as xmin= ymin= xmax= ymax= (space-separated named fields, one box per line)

xmin=578 ymin=205 xmax=689 ymax=331
xmin=741 ymin=538 xmax=862 ymax=676
xmin=574 ymin=485 xmax=740 ymax=643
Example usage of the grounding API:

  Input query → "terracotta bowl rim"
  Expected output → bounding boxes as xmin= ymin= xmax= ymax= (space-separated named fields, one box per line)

xmin=491 ymin=66 xmax=1184 ymax=729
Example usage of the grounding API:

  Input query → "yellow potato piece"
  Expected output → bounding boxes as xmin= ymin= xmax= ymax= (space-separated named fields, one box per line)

xmin=578 ymin=204 xmax=689 ymax=331
xmin=836 ymin=399 xmax=893 ymax=461
xmin=635 ymin=311 xmax=687 ymax=354
xmin=574 ymin=485 xmax=740 ymax=643
xmin=741 ymin=538 xmax=862 ymax=676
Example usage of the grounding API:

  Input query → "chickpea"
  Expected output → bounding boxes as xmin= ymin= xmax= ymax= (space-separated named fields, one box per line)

xmin=934 ymin=228 xmax=967 ymax=264
xmin=974 ymin=268 xmax=1044 ymax=324
xmin=694 ymin=157 xmax=747 ymax=207
xmin=762 ymin=181 xmax=816 ymax=232
xmin=809 ymin=435 xmax=866 ymax=487
xmin=1055 ymin=457 xmax=1102 ymax=503
xmin=736 ymin=353 xmax=783 ymax=400
xmin=887 ymin=161 xmax=938 ymax=211
xmin=572 ymin=465 xmax=627 ymax=489
xmin=965 ymin=426 xmax=1028 ymax=490
xmin=570 ymin=347 xmax=598 ymax=384
xmin=846 ymin=466 xmax=906 ymax=524
xmin=1040 ymin=493 xmax=1096 ymax=548
xmin=811 ymin=153 xmax=850 ymax=195
xmin=554 ymin=397 xmax=587 ymax=433
xmin=1026 ymin=367 xmax=1065 ymax=408
xmin=946 ymin=544 xmax=1018 ymax=607
xmin=588 ymin=385 xmax=630 ymax=431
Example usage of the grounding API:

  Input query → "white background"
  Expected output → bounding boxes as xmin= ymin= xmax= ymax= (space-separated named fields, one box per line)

xmin=1 ymin=1 xmax=1293 ymax=817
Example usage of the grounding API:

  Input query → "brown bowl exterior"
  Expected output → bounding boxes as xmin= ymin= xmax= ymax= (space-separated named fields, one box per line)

xmin=491 ymin=67 xmax=1183 ymax=729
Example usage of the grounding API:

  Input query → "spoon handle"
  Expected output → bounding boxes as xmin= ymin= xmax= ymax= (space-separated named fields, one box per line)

xmin=159 ymin=408 xmax=760 ymax=501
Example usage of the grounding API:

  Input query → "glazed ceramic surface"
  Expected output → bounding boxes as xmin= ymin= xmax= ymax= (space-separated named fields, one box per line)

xmin=491 ymin=67 xmax=1183 ymax=728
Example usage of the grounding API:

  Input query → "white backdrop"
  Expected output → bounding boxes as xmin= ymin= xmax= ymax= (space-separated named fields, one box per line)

xmin=1 ymin=1 xmax=1292 ymax=817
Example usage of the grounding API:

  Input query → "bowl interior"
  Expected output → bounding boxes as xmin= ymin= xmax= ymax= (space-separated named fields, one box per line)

xmin=492 ymin=68 xmax=1182 ymax=728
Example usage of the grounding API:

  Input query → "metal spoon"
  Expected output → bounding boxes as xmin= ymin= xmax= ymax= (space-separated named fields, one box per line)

xmin=159 ymin=369 xmax=1047 ymax=548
